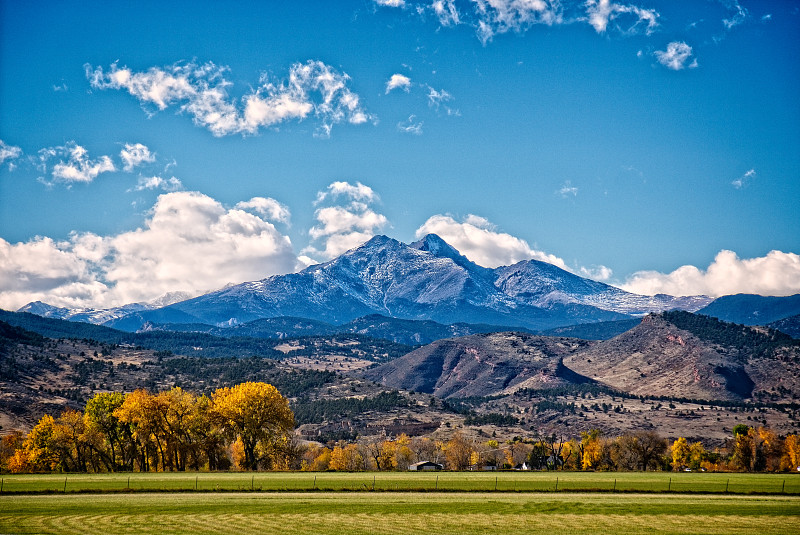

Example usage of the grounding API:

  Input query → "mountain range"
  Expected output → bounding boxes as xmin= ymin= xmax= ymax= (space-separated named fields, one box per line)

xmin=18 ymin=234 xmax=719 ymax=332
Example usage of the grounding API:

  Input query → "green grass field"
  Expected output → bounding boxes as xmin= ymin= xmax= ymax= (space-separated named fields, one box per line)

xmin=1 ymin=491 xmax=798 ymax=534
xmin=1 ymin=471 xmax=798 ymax=494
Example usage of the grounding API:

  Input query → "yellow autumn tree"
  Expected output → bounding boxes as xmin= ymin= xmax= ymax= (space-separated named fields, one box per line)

xmin=115 ymin=389 xmax=163 ymax=471
xmin=329 ymin=443 xmax=363 ymax=471
xmin=781 ymin=434 xmax=800 ymax=471
xmin=671 ymin=437 xmax=690 ymax=471
xmin=580 ymin=429 xmax=603 ymax=470
xmin=8 ymin=414 xmax=58 ymax=473
xmin=211 ymin=382 xmax=294 ymax=471
xmin=300 ymin=445 xmax=331 ymax=471
xmin=394 ymin=434 xmax=414 ymax=470
xmin=377 ymin=440 xmax=398 ymax=471
xmin=445 ymin=432 xmax=474 ymax=470
xmin=687 ymin=441 xmax=706 ymax=470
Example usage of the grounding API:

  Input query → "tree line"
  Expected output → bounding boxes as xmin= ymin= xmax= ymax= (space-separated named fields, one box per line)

xmin=2 ymin=382 xmax=799 ymax=474
xmin=300 ymin=427 xmax=800 ymax=473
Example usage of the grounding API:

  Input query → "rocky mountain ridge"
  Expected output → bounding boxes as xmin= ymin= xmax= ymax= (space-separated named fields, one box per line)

xmin=367 ymin=311 xmax=800 ymax=403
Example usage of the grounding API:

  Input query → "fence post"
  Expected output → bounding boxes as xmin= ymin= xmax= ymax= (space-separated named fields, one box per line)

xmin=436 ymin=475 xmax=438 ymax=490
xmin=495 ymin=476 xmax=498 ymax=491
xmin=313 ymin=475 xmax=317 ymax=490
xmin=613 ymin=479 xmax=616 ymax=492
xmin=373 ymin=475 xmax=376 ymax=491
xmin=782 ymin=480 xmax=785 ymax=493
xmin=251 ymin=475 xmax=254 ymax=491
xmin=127 ymin=476 xmax=130 ymax=489
xmin=195 ymin=476 xmax=198 ymax=491
xmin=64 ymin=477 xmax=67 ymax=493
xmin=555 ymin=477 xmax=558 ymax=491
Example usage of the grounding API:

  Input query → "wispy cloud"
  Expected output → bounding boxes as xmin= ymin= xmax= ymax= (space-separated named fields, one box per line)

xmin=373 ymin=0 xmax=406 ymax=7
xmin=622 ymin=249 xmax=800 ymax=297
xmin=129 ymin=175 xmax=183 ymax=192
xmin=376 ymin=1 xmax=659 ymax=44
xmin=0 ymin=140 xmax=23 ymax=167
xmin=474 ymin=0 xmax=564 ymax=44
xmin=731 ymin=168 xmax=755 ymax=189
xmin=426 ymin=85 xmax=459 ymax=116
xmin=721 ymin=0 xmax=748 ymax=29
xmin=397 ymin=114 xmax=423 ymax=135
xmin=86 ymin=60 xmax=372 ymax=138
xmin=120 ymin=142 xmax=156 ymax=172
xmin=0 ymin=191 xmax=298 ymax=310
xmin=385 ymin=73 xmax=412 ymax=94
xmin=585 ymin=0 xmax=659 ymax=35
xmin=305 ymin=181 xmax=388 ymax=261
xmin=556 ymin=180 xmax=578 ymax=197
xmin=654 ymin=41 xmax=698 ymax=70
xmin=432 ymin=0 xmax=461 ymax=26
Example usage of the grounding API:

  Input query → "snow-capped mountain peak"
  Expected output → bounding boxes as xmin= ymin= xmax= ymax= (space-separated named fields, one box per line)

xmin=17 ymin=234 xmax=712 ymax=331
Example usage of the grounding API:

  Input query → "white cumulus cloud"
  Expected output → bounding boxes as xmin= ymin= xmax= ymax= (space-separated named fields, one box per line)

xmin=235 ymin=197 xmax=291 ymax=224
xmin=655 ymin=41 xmax=698 ymax=70
xmin=86 ymin=60 xmax=372 ymax=138
xmin=385 ymin=73 xmax=412 ymax=93
xmin=622 ymin=250 xmax=800 ymax=298
xmin=305 ymin=181 xmax=388 ymax=260
xmin=315 ymin=180 xmax=380 ymax=205
xmin=415 ymin=213 xmax=614 ymax=280
xmin=0 ymin=191 xmax=299 ymax=310
xmin=120 ymin=143 xmax=156 ymax=172
xmin=49 ymin=142 xmax=116 ymax=184
xmin=415 ymin=214 xmax=568 ymax=269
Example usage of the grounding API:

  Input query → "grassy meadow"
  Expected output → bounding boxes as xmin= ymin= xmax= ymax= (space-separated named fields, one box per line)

xmin=1 ymin=470 xmax=798 ymax=494
xmin=1 ymin=491 xmax=798 ymax=535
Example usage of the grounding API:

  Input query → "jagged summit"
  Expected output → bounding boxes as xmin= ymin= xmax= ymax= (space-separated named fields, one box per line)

xmin=412 ymin=233 xmax=460 ymax=258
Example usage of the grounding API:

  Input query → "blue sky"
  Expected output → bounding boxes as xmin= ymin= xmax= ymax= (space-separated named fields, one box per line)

xmin=1 ymin=0 xmax=798 ymax=310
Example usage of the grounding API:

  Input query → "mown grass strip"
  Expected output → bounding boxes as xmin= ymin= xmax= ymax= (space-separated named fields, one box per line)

xmin=1 ymin=493 xmax=798 ymax=535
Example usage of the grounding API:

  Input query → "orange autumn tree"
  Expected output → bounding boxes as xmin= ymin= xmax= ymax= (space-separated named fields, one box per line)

xmin=211 ymin=382 xmax=294 ymax=471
